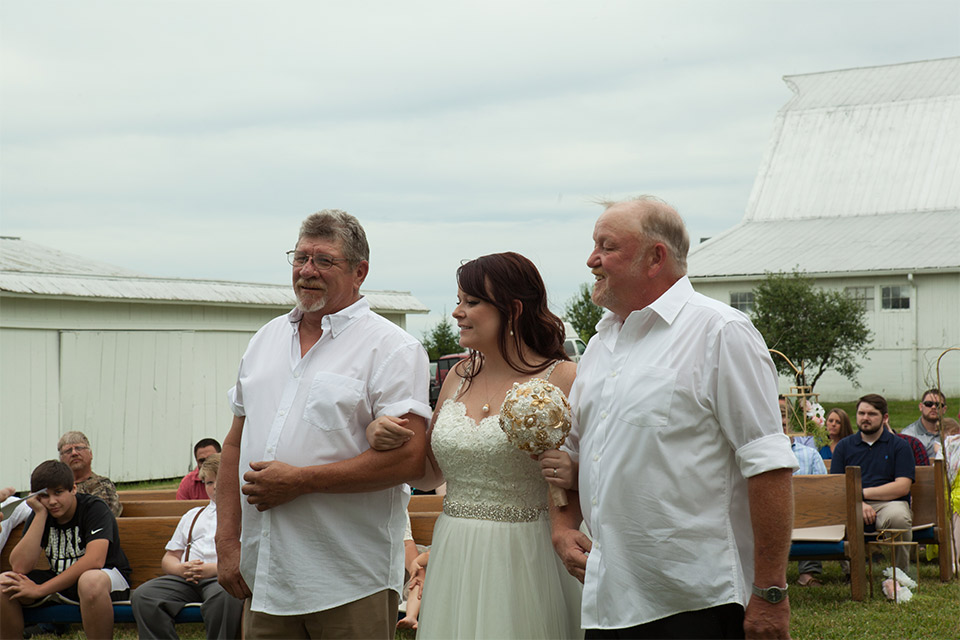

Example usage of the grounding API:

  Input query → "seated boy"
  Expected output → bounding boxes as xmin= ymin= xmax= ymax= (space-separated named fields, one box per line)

xmin=0 ymin=460 xmax=131 ymax=640
xmin=132 ymin=453 xmax=243 ymax=639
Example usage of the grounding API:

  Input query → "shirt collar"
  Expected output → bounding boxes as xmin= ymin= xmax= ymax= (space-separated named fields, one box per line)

xmin=596 ymin=276 xmax=693 ymax=340
xmin=857 ymin=428 xmax=892 ymax=446
xmin=286 ymin=296 xmax=368 ymax=339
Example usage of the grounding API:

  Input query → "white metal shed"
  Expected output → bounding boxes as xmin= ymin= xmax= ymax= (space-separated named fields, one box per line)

xmin=0 ymin=237 xmax=428 ymax=488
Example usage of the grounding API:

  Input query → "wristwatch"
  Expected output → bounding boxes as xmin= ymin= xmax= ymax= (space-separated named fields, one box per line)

xmin=752 ymin=584 xmax=788 ymax=604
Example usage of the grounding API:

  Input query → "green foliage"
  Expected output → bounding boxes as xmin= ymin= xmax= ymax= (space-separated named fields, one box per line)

xmin=564 ymin=282 xmax=603 ymax=342
xmin=422 ymin=317 xmax=462 ymax=361
xmin=752 ymin=271 xmax=872 ymax=392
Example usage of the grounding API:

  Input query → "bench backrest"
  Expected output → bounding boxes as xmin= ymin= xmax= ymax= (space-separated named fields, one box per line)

xmin=120 ymin=500 xmax=208 ymax=518
xmin=118 ymin=489 xmax=178 ymax=501
xmin=792 ymin=467 xmax=861 ymax=528
xmin=911 ymin=459 xmax=945 ymax=527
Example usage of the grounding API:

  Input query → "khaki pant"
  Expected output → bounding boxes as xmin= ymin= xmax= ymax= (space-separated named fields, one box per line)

xmin=244 ymin=589 xmax=399 ymax=640
xmin=868 ymin=499 xmax=913 ymax=571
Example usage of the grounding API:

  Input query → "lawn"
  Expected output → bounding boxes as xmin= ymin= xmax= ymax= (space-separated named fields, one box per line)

xmin=25 ymin=559 xmax=959 ymax=639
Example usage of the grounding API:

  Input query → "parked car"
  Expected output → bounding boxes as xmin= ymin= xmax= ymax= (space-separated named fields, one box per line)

xmin=429 ymin=352 xmax=469 ymax=407
xmin=563 ymin=321 xmax=587 ymax=363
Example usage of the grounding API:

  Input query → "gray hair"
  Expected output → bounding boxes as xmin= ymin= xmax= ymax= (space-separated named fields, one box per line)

xmin=57 ymin=430 xmax=91 ymax=454
xmin=298 ymin=209 xmax=370 ymax=266
xmin=599 ymin=195 xmax=690 ymax=274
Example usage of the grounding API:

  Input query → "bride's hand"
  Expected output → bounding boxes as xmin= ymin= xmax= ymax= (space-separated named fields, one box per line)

xmin=365 ymin=416 xmax=415 ymax=450
xmin=537 ymin=449 xmax=577 ymax=490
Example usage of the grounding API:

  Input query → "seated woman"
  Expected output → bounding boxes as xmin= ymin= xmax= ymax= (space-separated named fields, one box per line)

xmin=819 ymin=408 xmax=852 ymax=461
xmin=132 ymin=454 xmax=243 ymax=639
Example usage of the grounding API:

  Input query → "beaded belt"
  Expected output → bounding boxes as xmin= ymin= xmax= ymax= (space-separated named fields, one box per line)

xmin=443 ymin=500 xmax=547 ymax=523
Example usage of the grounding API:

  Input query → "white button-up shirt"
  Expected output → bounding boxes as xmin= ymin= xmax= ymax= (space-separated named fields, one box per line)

xmin=166 ymin=502 xmax=218 ymax=564
xmin=229 ymin=298 xmax=431 ymax=615
xmin=566 ymin=276 xmax=796 ymax=629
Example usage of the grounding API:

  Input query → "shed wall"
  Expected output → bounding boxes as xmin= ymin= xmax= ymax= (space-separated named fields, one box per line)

xmin=691 ymin=272 xmax=960 ymax=401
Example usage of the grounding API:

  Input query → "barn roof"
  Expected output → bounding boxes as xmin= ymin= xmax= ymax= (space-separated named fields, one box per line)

xmin=0 ymin=236 xmax=429 ymax=313
xmin=689 ymin=57 xmax=960 ymax=279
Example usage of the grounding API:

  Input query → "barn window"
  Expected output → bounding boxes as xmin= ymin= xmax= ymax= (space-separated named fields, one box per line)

xmin=844 ymin=286 xmax=875 ymax=312
xmin=881 ymin=285 xmax=910 ymax=310
xmin=730 ymin=292 xmax=755 ymax=313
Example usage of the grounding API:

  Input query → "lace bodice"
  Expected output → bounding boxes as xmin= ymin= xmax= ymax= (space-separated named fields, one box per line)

xmin=432 ymin=399 xmax=549 ymax=518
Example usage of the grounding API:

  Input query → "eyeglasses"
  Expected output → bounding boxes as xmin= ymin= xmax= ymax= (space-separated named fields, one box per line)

xmin=59 ymin=445 xmax=89 ymax=455
xmin=921 ymin=401 xmax=945 ymax=409
xmin=286 ymin=251 xmax=349 ymax=270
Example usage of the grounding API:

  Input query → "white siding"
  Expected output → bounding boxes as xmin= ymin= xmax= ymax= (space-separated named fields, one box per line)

xmin=691 ymin=273 xmax=960 ymax=401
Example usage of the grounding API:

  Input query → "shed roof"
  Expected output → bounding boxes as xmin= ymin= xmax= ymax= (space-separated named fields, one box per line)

xmin=0 ymin=237 xmax=429 ymax=313
xmin=690 ymin=58 xmax=960 ymax=279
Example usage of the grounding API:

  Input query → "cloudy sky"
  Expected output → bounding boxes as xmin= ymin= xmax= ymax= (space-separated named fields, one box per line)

xmin=2 ymin=1 xmax=957 ymax=339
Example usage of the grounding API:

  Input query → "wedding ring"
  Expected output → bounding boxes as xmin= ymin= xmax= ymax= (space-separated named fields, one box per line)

xmin=552 ymin=468 xmax=558 ymax=477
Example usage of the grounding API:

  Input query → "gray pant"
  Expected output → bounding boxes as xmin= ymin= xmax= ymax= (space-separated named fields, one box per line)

xmin=798 ymin=560 xmax=822 ymax=575
xmin=132 ymin=574 xmax=244 ymax=639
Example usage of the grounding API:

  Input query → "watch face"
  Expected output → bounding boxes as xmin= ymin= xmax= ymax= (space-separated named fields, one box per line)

xmin=765 ymin=587 xmax=785 ymax=603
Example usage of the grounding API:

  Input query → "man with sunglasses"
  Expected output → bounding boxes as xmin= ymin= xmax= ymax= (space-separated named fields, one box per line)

xmin=903 ymin=388 xmax=948 ymax=459
xmin=216 ymin=209 xmax=430 ymax=639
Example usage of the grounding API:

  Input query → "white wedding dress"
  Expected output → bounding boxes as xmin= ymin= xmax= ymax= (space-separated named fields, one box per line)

xmin=416 ymin=392 xmax=583 ymax=639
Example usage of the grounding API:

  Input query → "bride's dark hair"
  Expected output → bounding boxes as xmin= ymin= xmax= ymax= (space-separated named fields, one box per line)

xmin=456 ymin=252 xmax=568 ymax=388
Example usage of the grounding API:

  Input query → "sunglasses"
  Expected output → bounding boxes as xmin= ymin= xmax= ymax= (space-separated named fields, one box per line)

xmin=921 ymin=401 xmax=945 ymax=409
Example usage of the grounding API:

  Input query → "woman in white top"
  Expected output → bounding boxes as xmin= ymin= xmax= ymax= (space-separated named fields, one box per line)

xmin=132 ymin=454 xmax=244 ymax=640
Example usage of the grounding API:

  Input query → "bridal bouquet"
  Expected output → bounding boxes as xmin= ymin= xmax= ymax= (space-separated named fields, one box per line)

xmin=500 ymin=378 xmax=572 ymax=506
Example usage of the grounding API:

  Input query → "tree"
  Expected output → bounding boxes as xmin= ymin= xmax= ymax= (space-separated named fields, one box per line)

xmin=564 ymin=282 xmax=604 ymax=342
xmin=751 ymin=271 xmax=872 ymax=392
xmin=422 ymin=317 xmax=462 ymax=361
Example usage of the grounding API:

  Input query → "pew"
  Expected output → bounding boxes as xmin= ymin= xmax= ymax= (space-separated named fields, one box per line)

xmin=790 ymin=466 xmax=866 ymax=600
xmin=118 ymin=489 xmax=178 ymax=501
xmin=120 ymin=499 xmax=208 ymax=518
xmin=911 ymin=459 xmax=954 ymax=581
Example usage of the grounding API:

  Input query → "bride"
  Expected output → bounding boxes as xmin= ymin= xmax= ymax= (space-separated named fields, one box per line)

xmin=367 ymin=252 xmax=582 ymax=639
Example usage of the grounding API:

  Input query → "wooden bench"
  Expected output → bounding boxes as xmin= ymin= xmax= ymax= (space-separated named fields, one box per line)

xmin=118 ymin=489 xmax=178 ymax=501
xmin=789 ymin=466 xmax=866 ymax=600
xmin=120 ymin=499 xmax=208 ymax=518
xmin=408 ymin=494 xmax=442 ymax=546
xmin=911 ymin=459 xmax=954 ymax=581
xmin=1 ymin=516 xmax=203 ymax=625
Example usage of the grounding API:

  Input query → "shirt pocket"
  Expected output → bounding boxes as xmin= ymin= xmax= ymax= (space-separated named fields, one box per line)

xmin=302 ymin=372 xmax=366 ymax=431
xmin=617 ymin=364 xmax=677 ymax=428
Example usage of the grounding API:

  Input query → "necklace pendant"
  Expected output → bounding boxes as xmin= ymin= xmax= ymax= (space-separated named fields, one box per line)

xmin=482 ymin=403 xmax=490 ymax=413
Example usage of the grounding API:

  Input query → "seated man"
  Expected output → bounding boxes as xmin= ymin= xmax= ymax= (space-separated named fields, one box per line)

xmin=0 ymin=460 xmax=131 ymax=640
xmin=176 ymin=438 xmax=221 ymax=500
xmin=58 ymin=431 xmax=122 ymax=517
xmin=902 ymin=388 xmax=946 ymax=461
xmin=785 ymin=419 xmax=827 ymax=587
xmin=831 ymin=393 xmax=916 ymax=571
xmin=886 ymin=420 xmax=929 ymax=467
xmin=133 ymin=454 xmax=243 ymax=639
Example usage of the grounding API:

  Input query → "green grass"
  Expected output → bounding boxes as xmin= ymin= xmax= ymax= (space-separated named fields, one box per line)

xmin=23 ymin=563 xmax=959 ymax=639
xmin=819 ymin=397 xmax=958 ymax=433
xmin=115 ymin=478 xmax=181 ymax=491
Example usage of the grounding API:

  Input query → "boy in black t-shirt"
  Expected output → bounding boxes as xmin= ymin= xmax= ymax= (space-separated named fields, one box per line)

xmin=0 ymin=460 xmax=131 ymax=640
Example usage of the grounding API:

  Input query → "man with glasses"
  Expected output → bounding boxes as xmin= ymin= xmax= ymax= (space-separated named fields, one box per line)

xmin=216 ymin=209 xmax=430 ymax=639
xmin=57 ymin=431 xmax=122 ymax=517
xmin=903 ymin=388 xmax=948 ymax=459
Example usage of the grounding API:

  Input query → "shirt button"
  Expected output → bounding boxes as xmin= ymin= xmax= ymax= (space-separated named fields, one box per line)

xmin=592 ymin=498 xmax=598 ymax=505
xmin=293 ymin=370 xmax=301 ymax=378
xmin=279 ymin=410 xmax=286 ymax=416
xmin=600 ymin=411 xmax=608 ymax=419
xmin=593 ymin=454 xmax=599 ymax=461
xmin=609 ymin=371 xmax=618 ymax=378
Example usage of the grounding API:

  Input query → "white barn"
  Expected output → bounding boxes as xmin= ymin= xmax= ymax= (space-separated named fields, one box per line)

xmin=0 ymin=237 xmax=429 ymax=489
xmin=688 ymin=58 xmax=960 ymax=401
